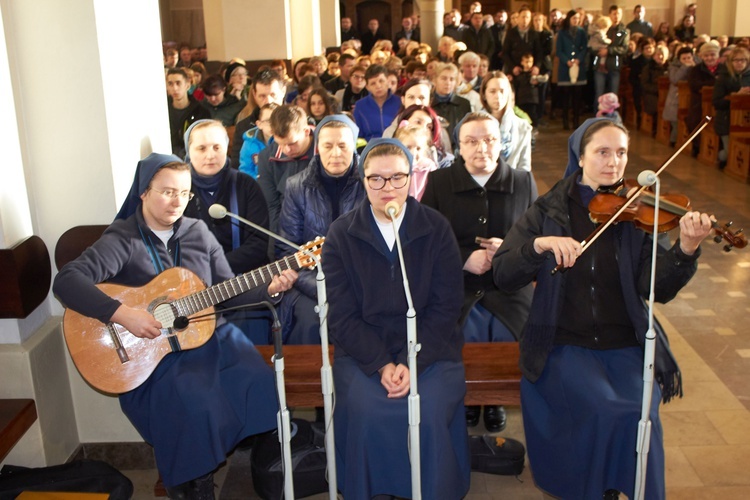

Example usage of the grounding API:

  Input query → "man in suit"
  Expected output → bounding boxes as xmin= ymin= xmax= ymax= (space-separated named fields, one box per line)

xmin=490 ymin=10 xmax=508 ymax=70
xmin=462 ymin=11 xmax=494 ymax=60
xmin=341 ymin=17 xmax=359 ymax=42
xmin=502 ymin=6 xmax=542 ymax=78
xmin=393 ymin=16 xmax=420 ymax=45
xmin=361 ymin=18 xmax=386 ymax=55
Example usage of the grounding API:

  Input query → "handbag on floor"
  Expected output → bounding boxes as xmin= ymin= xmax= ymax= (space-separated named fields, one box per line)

xmin=250 ymin=418 xmax=328 ymax=499
xmin=0 ymin=459 xmax=133 ymax=500
xmin=469 ymin=434 xmax=526 ymax=476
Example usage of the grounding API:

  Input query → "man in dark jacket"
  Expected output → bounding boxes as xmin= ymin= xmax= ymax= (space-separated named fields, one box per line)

xmin=340 ymin=17 xmax=359 ymax=42
xmin=361 ymin=18 xmax=386 ymax=55
xmin=462 ymin=11 xmax=494 ymax=59
xmin=490 ymin=10 xmax=508 ymax=70
xmin=325 ymin=53 xmax=356 ymax=94
xmin=393 ymin=16 xmax=420 ymax=44
xmin=231 ymin=69 xmax=286 ymax=168
xmin=166 ymin=68 xmax=210 ymax=158
xmin=626 ymin=5 xmax=653 ymax=37
xmin=256 ymin=105 xmax=315 ymax=231
xmin=502 ymin=6 xmax=543 ymax=78
xmin=594 ymin=5 xmax=630 ymax=105
xmin=422 ymin=112 xmax=537 ymax=433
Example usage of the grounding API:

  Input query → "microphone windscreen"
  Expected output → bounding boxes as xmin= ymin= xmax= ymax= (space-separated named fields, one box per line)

xmin=637 ymin=170 xmax=657 ymax=187
xmin=385 ymin=201 xmax=400 ymax=220
xmin=208 ymin=204 xmax=228 ymax=219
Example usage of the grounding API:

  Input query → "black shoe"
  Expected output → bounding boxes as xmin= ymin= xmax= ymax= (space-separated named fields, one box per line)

xmin=483 ymin=405 xmax=507 ymax=433
xmin=603 ymin=489 xmax=620 ymax=499
xmin=191 ymin=473 xmax=215 ymax=500
xmin=466 ymin=405 xmax=480 ymax=427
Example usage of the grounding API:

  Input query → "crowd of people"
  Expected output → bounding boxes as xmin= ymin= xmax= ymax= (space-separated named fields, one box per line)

xmin=53 ymin=2 xmax=730 ymax=499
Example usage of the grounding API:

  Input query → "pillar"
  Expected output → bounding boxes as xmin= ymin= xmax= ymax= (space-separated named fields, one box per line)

xmin=420 ymin=0 xmax=445 ymax=53
xmin=320 ymin=0 xmax=341 ymax=49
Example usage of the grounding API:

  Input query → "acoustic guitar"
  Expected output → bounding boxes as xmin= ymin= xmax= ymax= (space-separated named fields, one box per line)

xmin=63 ymin=238 xmax=324 ymax=394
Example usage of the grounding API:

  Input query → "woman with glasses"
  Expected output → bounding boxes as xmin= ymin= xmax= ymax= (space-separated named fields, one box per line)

xmin=479 ymin=71 xmax=533 ymax=171
xmin=322 ymin=138 xmax=471 ymax=499
xmin=422 ymin=112 xmax=537 ymax=434
xmin=56 ymin=153 xmax=297 ymax=499
xmin=712 ymin=46 xmax=750 ymax=169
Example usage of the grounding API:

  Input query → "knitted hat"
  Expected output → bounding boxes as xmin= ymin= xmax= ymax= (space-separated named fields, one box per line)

xmin=224 ymin=62 xmax=246 ymax=83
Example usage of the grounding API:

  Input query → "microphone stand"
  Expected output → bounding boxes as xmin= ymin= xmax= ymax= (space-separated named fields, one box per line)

xmin=209 ymin=204 xmax=337 ymax=500
xmin=177 ymin=300 xmax=294 ymax=499
xmin=633 ymin=171 xmax=660 ymax=500
xmin=387 ymin=204 xmax=422 ymax=500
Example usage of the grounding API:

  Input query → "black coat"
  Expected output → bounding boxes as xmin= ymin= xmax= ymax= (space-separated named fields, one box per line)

xmin=687 ymin=62 xmax=718 ymax=131
xmin=490 ymin=23 xmax=508 ymax=69
xmin=641 ymin=59 xmax=667 ymax=115
xmin=461 ymin=26 xmax=494 ymax=59
xmin=420 ymin=156 xmax=538 ymax=338
xmin=712 ymin=65 xmax=750 ymax=136
xmin=393 ymin=27 xmax=420 ymax=44
xmin=431 ymin=94 xmax=472 ymax=143
xmin=502 ymin=27 xmax=543 ymax=74
xmin=361 ymin=30 xmax=386 ymax=55
xmin=604 ymin=23 xmax=630 ymax=73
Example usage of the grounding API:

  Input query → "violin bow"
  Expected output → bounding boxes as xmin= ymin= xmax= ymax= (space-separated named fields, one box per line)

xmin=551 ymin=116 xmax=712 ymax=275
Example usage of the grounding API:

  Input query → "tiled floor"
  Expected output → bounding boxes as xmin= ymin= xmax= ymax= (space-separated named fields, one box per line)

xmin=121 ymin=118 xmax=750 ymax=498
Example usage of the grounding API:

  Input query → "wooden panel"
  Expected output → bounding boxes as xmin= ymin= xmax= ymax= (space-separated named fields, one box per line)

xmin=726 ymin=137 xmax=750 ymax=183
xmin=698 ymin=86 xmax=718 ymax=166
xmin=0 ymin=236 xmax=51 ymax=319
xmin=656 ymin=76 xmax=671 ymax=145
xmin=0 ymin=399 xmax=37 ymax=462
xmin=255 ymin=342 xmax=522 ymax=407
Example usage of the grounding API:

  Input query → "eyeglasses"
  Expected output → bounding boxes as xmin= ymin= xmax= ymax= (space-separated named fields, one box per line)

xmin=150 ymin=188 xmax=194 ymax=200
xmin=732 ymin=58 xmax=749 ymax=63
xmin=351 ymin=74 xmax=366 ymax=80
xmin=460 ymin=136 xmax=499 ymax=150
xmin=365 ymin=173 xmax=410 ymax=190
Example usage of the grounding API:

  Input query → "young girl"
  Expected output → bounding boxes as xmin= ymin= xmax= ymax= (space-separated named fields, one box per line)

xmin=306 ymin=88 xmax=334 ymax=124
xmin=394 ymin=124 xmax=438 ymax=201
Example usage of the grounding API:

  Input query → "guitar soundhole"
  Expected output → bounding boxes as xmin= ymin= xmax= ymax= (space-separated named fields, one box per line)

xmin=153 ymin=303 xmax=177 ymax=330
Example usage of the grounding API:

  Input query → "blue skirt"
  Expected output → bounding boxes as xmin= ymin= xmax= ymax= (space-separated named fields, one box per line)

xmin=119 ymin=323 xmax=277 ymax=488
xmin=333 ymin=356 xmax=471 ymax=500
xmin=462 ymin=302 xmax=515 ymax=343
xmin=522 ymin=345 xmax=665 ymax=500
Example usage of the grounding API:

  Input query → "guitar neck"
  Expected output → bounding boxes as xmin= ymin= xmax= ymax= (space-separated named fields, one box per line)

xmin=172 ymin=253 xmax=304 ymax=317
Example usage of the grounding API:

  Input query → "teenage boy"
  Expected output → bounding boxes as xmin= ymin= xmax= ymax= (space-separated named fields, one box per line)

xmin=166 ymin=68 xmax=210 ymax=158
xmin=353 ymin=64 xmax=401 ymax=141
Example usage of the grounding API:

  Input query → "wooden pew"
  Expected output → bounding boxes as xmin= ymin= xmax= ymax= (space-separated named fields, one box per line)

xmin=0 ymin=399 xmax=37 ymax=462
xmin=255 ymin=343 xmax=522 ymax=407
xmin=619 ymin=66 xmax=637 ymax=129
xmin=698 ymin=86 xmax=719 ymax=167
xmin=656 ymin=76 xmax=671 ymax=145
xmin=726 ymin=93 xmax=750 ymax=182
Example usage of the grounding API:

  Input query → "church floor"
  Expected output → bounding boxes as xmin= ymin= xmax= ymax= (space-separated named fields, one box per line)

xmin=121 ymin=118 xmax=750 ymax=499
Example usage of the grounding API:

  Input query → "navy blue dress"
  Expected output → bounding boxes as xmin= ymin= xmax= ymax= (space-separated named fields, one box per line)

xmin=53 ymin=208 xmax=278 ymax=488
xmin=323 ymin=197 xmax=471 ymax=499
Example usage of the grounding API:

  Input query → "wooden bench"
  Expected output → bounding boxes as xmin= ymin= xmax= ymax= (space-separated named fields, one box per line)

xmin=0 ymin=399 xmax=38 ymax=463
xmin=698 ymin=86 xmax=719 ymax=167
xmin=255 ymin=342 xmax=522 ymax=406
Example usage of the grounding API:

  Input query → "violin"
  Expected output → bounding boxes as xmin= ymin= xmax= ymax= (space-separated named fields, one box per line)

xmin=588 ymin=179 xmax=747 ymax=250
xmin=550 ymin=117 xmax=746 ymax=275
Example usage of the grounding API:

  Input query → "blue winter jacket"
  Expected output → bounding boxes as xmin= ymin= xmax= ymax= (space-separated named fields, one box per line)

xmin=239 ymin=127 xmax=272 ymax=179
xmin=353 ymin=93 xmax=401 ymax=141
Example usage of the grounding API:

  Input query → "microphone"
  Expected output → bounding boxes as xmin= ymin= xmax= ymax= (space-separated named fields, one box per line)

xmin=208 ymin=203 xmax=227 ymax=219
xmin=637 ymin=170 xmax=657 ymax=187
xmin=208 ymin=203 xmax=304 ymax=255
xmin=385 ymin=201 xmax=400 ymax=220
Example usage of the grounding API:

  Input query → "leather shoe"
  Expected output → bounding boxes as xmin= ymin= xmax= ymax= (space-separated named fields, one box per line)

xmin=465 ymin=405 xmax=480 ymax=427
xmin=603 ymin=489 xmax=621 ymax=499
xmin=483 ymin=405 xmax=507 ymax=433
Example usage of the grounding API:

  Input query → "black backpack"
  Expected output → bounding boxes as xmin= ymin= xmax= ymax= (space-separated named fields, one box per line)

xmin=469 ymin=434 xmax=526 ymax=476
xmin=250 ymin=419 xmax=329 ymax=499
xmin=0 ymin=459 xmax=133 ymax=500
